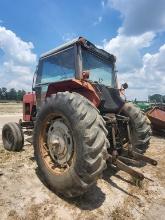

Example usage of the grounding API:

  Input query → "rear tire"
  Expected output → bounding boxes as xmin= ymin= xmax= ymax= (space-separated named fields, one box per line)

xmin=2 ymin=122 xmax=24 ymax=151
xmin=122 ymin=103 xmax=152 ymax=152
xmin=33 ymin=92 xmax=109 ymax=198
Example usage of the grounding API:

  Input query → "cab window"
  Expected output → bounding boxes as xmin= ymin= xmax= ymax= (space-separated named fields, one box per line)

xmin=37 ymin=47 xmax=75 ymax=84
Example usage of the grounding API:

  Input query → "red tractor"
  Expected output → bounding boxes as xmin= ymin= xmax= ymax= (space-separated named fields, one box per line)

xmin=2 ymin=37 xmax=157 ymax=198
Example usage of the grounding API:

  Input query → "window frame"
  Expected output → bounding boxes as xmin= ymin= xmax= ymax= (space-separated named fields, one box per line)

xmin=80 ymin=45 xmax=116 ymax=87
xmin=34 ymin=43 xmax=117 ymax=88
xmin=35 ymin=45 xmax=78 ymax=86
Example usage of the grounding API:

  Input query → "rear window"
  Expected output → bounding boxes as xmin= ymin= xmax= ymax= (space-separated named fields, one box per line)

xmin=36 ymin=47 xmax=75 ymax=84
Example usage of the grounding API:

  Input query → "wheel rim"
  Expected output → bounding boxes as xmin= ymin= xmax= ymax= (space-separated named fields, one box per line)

xmin=47 ymin=118 xmax=73 ymax=165
xmin=3 ymin=128 xmax=14 ymax=148
xmin=39 ymin=114 xmax=74 ymax=175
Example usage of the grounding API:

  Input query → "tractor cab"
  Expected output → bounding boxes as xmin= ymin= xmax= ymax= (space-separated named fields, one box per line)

xmin=35 ymin=37 xmax=116 ymax=87
xmin=33 ymin=37 xmax=122 ymax=113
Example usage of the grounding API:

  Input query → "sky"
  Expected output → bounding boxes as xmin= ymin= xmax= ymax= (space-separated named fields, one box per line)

xmin=0 ymin=0 xmax=165 ymax=100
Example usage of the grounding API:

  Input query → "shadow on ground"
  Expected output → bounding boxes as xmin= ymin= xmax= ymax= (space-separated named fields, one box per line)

xmin=103 ymin=163 xmax=139 ymax=199
xmin=35 ymin=162 xmax=139 ymax=211
xmin=35 ymin=167 xmax=105 ymax=210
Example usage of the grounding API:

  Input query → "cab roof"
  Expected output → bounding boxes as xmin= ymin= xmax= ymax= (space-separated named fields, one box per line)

xmin=40 ymin=36 xmax=116 ymax=63
xmin=40 ymin=37 xmax=80 ymax=58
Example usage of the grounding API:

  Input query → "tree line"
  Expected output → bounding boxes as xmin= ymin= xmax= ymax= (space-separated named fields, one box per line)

xmin=0 ymin=87 xmax=164 ymax=103
xmin=148 ymin=94 xmax=165 ymax=103
xmin=0 ymin=87 xmax=26 ymax=101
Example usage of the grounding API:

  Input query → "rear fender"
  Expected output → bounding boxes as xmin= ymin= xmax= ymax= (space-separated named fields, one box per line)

xmin=46 ymin=79 xmax=101 ymax=107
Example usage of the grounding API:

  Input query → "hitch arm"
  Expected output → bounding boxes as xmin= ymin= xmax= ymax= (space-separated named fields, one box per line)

xmin=108 ymin=155 xmax=144 ymax=180
xmin=132 ymin=151 xmax=157 ymax=166
xmin=116 ymin=159 xmax=144 ymax=180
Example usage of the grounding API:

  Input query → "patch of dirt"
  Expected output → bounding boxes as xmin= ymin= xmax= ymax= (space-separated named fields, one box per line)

xmin=0 ymin=102 xmax=22 ymax=114
xmin=111 ymin=207 xmax=134 ymax=220
xmin=0 ymin=136 xmax=165 ymax=220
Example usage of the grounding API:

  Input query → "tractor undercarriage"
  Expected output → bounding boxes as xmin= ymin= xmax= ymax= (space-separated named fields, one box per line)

xmin=104 ymin=113 xmax=157 ymax=181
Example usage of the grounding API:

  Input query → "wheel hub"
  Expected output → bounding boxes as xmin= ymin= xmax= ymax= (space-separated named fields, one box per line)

xmin=47 ymin=119 xmax=73 ymax=165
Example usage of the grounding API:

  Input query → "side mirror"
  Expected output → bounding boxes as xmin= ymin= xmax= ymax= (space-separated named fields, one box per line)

xmin=82 ymin=71 xmax=90 ymax=80
xmin=122 ymin=82 xmax=128 ymax=90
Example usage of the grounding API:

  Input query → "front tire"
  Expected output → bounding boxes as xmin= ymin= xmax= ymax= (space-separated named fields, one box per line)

xmin=33 ymin=92 xmax=109 ymax=198
xmin=2 ymin=122 xmax=24 ymax=151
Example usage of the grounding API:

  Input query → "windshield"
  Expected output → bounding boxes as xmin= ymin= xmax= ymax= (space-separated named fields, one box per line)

xmin=82 ymin=47 xmax=115 ymax=86
xmin=36 ymin=47 xmax=75 ymax=84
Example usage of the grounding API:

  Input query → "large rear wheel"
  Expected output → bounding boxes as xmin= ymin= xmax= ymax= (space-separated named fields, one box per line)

xmin=33 ymin=92 xmax=109 ymax=198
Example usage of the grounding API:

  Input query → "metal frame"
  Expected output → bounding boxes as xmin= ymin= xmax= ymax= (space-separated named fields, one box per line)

xmin=104 ymin=113 xmax=157 ymax=181
xmin=74 ymin=44 xmax=82 ymax=80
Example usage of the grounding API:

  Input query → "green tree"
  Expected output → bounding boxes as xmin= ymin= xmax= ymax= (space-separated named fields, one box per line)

xmin=1 ymin=87 xmax=7 ymax=100
xmin=8 ymin=88 xmax=17 ymax=100
xmin=0 ymin=88 xmax=2 ymax=100
xmin=149 ymin=94 xmax=165 ymax=103
xmin=17 ymin=89 xmax=26 ymax=101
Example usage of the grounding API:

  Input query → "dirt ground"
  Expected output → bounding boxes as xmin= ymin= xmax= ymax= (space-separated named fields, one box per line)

xmin=0 ymin=104 xmax=165 ymax=220
xmin=0 ymin=103 xmax=22 ymax=115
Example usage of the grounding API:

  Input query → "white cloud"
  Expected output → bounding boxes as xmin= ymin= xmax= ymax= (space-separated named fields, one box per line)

xmin=108 ymin=0 xmax=165 ymax=35
xmin=103 ymin=33 xmax=165 ymax=100
xmin=140 ymin=44 xmax=165 ymax=92
xmin=101 ymin=0 xmax=165 ymax=100
xmin=93 ymin=16 xmax=103 ymax=26
xmin=104 ymin=32 xmax=155 ymax=73
xmin=0 ymin=26 xmax=37 ymax=90
xmin=101 ymin=1 xmax=105 ymax=8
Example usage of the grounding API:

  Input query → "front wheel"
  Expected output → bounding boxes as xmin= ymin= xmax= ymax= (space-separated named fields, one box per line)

xmin=33 ymin=92 xmax=109 ymax=198
xmin=2 ymin=122 xmax=24 ymax=151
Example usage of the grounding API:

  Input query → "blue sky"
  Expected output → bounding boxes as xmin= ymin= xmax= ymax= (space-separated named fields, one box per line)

xmin=0 ymin=0 xmax=122 ymax=54
xmin=0 ymin=0 xmax=165 ymax=100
